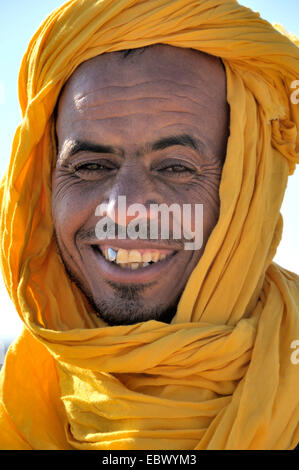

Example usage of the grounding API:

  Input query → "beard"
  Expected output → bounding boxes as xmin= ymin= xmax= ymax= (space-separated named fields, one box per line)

xmin=92 ymin=280 xmax=178 ymax=325
xmin=56 ymin=241 xmax=178 ymax=326
xmin=73 ymin=276 xmax=178 ymax=326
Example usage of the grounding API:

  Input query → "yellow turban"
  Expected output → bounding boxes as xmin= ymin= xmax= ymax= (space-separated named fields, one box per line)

xmin=0 ymin=0 xmax=299 ymax=450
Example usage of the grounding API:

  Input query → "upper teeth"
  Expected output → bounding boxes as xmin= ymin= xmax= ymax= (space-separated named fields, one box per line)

xmin=108 ymin=247 xmax=117 ymax=262
xmin=102 ymin=247 xmax=168 ymax=268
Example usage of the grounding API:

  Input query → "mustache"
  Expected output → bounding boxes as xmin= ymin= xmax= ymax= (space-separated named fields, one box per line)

xmin=76 ymin=220 xmax=191 ymax=249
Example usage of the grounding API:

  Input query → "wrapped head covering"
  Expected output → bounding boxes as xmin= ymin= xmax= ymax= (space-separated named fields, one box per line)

xmin=0 ymin=0 xmax=298 ymax=450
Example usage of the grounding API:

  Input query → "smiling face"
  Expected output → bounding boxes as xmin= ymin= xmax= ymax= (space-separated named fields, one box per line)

xmin=52 ymin=45 xmax=229 ymax=325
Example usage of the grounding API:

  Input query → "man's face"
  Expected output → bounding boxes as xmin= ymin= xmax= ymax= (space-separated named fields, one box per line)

xmin=52 ymin=45 xmax=229 ymax=325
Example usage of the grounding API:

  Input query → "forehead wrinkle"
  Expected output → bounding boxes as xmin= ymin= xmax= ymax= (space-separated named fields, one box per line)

xmin=70 ymin=111 xmax=201 ymax=128
xmin=74 ymin=95 xmax=170 ymax=112
xmin=72 ymin=77 xmax=221 ymax=111
xmin=74 ymin=78 xmax=214 ymax=96
xmin=72 ymin=95 xmax=218 ymax=122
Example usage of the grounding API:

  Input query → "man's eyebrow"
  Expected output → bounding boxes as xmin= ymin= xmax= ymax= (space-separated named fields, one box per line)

xmin=60 ymin=133 xmax=203 ymax=160
xmin=150 ymin=134 xmax=200 ymax=152
xmin=60 ymin=140 xmax=119 ymax=159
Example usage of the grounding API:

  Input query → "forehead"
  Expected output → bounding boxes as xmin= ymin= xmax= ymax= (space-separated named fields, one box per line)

xmin=58 ymin=44 xmax=226 ymax=109
xmin=56 ymin=45 xmax=228 ymax=152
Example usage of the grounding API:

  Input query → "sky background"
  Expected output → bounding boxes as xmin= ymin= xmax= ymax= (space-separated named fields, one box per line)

xmin=0 ymin=0 xmax=298 ymax=348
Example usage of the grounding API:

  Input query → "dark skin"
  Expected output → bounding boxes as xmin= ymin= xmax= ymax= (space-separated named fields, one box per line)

xmin=52 ymin=45 xmax=229 ymax=325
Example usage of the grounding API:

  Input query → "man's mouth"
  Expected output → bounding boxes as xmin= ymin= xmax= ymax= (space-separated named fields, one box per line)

xmin=92 ymin=245 xmax=174 ymax=270
xmin=86 ymin=240 xmax=182 ymax=285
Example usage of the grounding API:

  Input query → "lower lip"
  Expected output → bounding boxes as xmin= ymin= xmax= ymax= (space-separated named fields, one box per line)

xmin=89 ymin=246 xmax=178 ymax=284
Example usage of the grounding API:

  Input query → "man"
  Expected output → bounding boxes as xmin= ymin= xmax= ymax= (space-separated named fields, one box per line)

xmin=0 ymin=0 xmax=298 ymax=450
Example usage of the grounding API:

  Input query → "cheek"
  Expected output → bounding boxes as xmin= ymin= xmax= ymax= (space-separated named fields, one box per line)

xmin=51 ymin=172 xmax=101 ymax=240
xmin=175 ymin=174 xmax=222 ymax=238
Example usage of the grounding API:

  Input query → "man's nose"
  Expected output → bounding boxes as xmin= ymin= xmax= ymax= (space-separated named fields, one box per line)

xmin=104 ymin=168 xmax=161 ymax=226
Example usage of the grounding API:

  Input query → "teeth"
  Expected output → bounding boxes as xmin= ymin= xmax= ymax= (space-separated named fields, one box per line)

xmin=142 ymin=252 xmax=152 ymax=263
xmin=116 ymin=248 xmax=129 ymax=264
xmin=151 ymin=251 xmax=160 ymax=263
xmin=107 ymin=247 xmax=117 ymax=262
xmin=120 ymin=263 xmax=128 ymax=269
xmin=130 ymin=263 xmax=139 ymax=270
xmin=128 ymin=250 xmax=142 ymax=263
xmin=118 ymin=262 xmax=150 ymax=269
xmin=101 ymin=246 xmax=170 ymax=268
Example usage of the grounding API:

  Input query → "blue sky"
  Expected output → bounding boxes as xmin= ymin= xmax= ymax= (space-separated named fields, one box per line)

xmin=0 ymin=0 xmax=298 ymax=344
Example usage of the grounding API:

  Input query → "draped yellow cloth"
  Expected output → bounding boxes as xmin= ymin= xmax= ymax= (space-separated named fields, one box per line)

xmin=0 ymin=0 xmax=299 ymax=450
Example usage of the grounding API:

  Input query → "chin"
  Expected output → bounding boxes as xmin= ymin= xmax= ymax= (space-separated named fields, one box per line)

xmin=93 ymin=295 xmax=178 ymax=326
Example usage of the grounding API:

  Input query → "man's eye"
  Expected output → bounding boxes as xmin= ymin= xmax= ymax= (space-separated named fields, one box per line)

xmin=74 ymin=162 xmax=115 ymax=173
xmin=158 ymin=164 xmax=195 ymax=174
